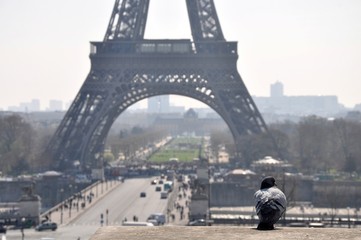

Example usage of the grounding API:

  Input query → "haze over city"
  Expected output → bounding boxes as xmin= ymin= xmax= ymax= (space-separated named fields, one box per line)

xmin=1 ymin=0 xmax=361 ymax=110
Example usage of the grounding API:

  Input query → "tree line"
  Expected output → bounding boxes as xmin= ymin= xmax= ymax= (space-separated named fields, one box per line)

xmin=0 ymin=115 xmax=40 ymax=175
xmin=0 ymin=114 xmax=170 ymax=175
xmin=1 ymin=113 xmax=361 ymax=176
xmin=214 ymin=116 xmax=361 ymax=176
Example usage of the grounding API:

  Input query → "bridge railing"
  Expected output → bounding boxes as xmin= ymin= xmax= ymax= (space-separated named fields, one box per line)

xmin=40 ymin=180 xmax=98 ymax=218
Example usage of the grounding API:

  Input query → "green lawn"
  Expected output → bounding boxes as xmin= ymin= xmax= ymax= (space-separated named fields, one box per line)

xmin=149 ymin=136 xmax=204 ymax=163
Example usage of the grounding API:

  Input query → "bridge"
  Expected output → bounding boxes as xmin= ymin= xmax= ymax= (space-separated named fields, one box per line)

xmin=3 ymin=174 xmax=361 ymax=239
xmin=40 ymin=180 xmax=121 ymax=226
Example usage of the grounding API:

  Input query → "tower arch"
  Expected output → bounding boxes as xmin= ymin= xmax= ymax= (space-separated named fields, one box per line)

xmin=45 ymin=1 xmax=277 ymax=170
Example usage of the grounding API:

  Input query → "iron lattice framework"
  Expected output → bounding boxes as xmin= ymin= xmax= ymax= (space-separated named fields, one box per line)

xmin=46 ymin=0 xmax=273 ymax=170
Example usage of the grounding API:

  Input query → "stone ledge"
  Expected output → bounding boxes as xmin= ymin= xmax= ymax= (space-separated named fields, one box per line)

xmin=90 ymin=226 xmax=361 ymax=240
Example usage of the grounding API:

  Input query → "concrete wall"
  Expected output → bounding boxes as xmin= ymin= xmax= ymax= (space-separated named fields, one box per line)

xmin=210 ymin=178 xmax=361 ymax=208
xmin=209 ymin=177 xmax=314 ymax=207
xmin=189 ymin=199 xmax=208 ymax=220
xmin=18 ymin=199 xmax=41 ymax=224
xmin=0 ymin=178 xmax=91 ymax=211
xmin=0 ymin=180 xmax=29 ymax=202
xmin=210 ymin=183 xmax=254 ymax=207
xmin=313 ymin=180 xmax=361 ymax=208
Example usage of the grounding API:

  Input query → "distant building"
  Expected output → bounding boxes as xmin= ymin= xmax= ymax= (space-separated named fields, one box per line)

xmin=8 ymin=99 xmax=41 ymax=112
xmin=223 ymin=169 xmax=257 ymax=184
xmin=152 ymin=109 xmax=226 ymax=135
xmin=147 ymin=95 xmax=170 ymax=113
xmin=251 ymin=156 xmax=294 ymax=175
xmin=169 ymin=105 xmax=185 ymax=113
xmin=345 ymin=111 xmax=361 ymax=122
xmin=47 ymin=100 xmax=63 ymax=111
xmin=270 ymin=81 xmax=284 ymax=98
xmin=354 ymin=103 xmax=361 ymax=112
xmin=253 ymin=82 xmax=345 ymax=117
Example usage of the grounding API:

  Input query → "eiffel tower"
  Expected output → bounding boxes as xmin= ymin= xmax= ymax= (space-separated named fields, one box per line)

xmin=46 ymin=0 xmax=273 ymax=170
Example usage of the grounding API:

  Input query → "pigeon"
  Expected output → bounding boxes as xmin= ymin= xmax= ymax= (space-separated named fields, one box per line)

xmin=254 ymin=176 xmax=287 ymax=230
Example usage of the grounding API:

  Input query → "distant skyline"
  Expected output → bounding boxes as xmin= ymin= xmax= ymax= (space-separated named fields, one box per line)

xmin=0 ymin=83 xmax=347 ymax=112
xmin=1 ymin=0 xmax=361 ymax=110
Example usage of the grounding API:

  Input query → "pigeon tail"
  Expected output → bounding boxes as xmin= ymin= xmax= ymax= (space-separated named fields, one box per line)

xmin=257 ymin=222 xmax=275 ymax=230
xmin=256 ymin=199 xmax=283 ymax=230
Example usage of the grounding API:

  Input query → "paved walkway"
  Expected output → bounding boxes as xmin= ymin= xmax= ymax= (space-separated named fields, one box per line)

xmin=41 ymin=179 xmax=121 ymax=226
xmin=165 ymin=178 xmax=192 ymax=226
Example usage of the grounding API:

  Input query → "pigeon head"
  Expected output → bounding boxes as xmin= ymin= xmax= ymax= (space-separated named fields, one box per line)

xmin=260 ymin=176 xmax=277 ymax=189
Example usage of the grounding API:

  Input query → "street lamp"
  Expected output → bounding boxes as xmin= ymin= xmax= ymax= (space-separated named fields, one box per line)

xmin=21 ymin=217 xmax=25 ymax=240
xmin=347 ymin=207 xmax=351 ymax=228
xmin=60 ymin=188 xmax=64 ymax=224
xmin=96 ymin=182 xmax=98 ymax=198
xmin=59 ymin=188 xmax=64 ymax=203
xmin=101 ymin=180 xmax=104 ymax=194
xmin=60 ymin=205 xmax=63 ymax=224
xmin=106 ymin=209 xmax=109 ymax=226
xmin=69 ymin=184 xmax=73 ymax=218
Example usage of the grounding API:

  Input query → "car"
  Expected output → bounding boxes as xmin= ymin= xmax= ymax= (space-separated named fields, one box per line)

xmin=188 ymin=219 xmax=207 ymax=226
xmin=35 ymin=222 xmax=57 ymax=231
xmin=151 ymin=179 xmax=157 ymax=185
xmin=0 ymin=225 xmax=6 ymax=234
xmin=160 ymin=192 xmax=168 ymax=199
xmin=147 ymin=213 xmax=166 ymax=225
xmin=140 ymin=192 xmax=146 ymax=197
xmin=155 ymin=186 xmax=162 ymax=192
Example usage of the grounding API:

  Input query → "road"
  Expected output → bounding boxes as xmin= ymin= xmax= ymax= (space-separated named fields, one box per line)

xmin=2 ymin=177 xmax=170 ymax=240
xmin=73 ymin=177 xmax=168 ymax=225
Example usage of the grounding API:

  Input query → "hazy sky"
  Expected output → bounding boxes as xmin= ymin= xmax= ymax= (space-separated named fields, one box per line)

xmin=1 ymin=0 xmax=361 ymax=110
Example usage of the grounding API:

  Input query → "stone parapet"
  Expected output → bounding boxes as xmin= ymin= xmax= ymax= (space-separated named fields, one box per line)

xmin=90 ymin=226 xmax=361 ymax=240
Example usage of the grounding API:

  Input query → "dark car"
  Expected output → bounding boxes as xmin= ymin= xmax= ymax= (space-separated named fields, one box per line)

xmin=140 ymin=192 xmax=146 ymax=197
xmin=35 ymin=222 xmax=57 ymax=231
xmin=155 ymin=186 xmax=162 ymax=192
xmin=188 ymin=219 xmax=207 ymax=226
xmin=0 ymin=225 xmax=6 ymax=234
